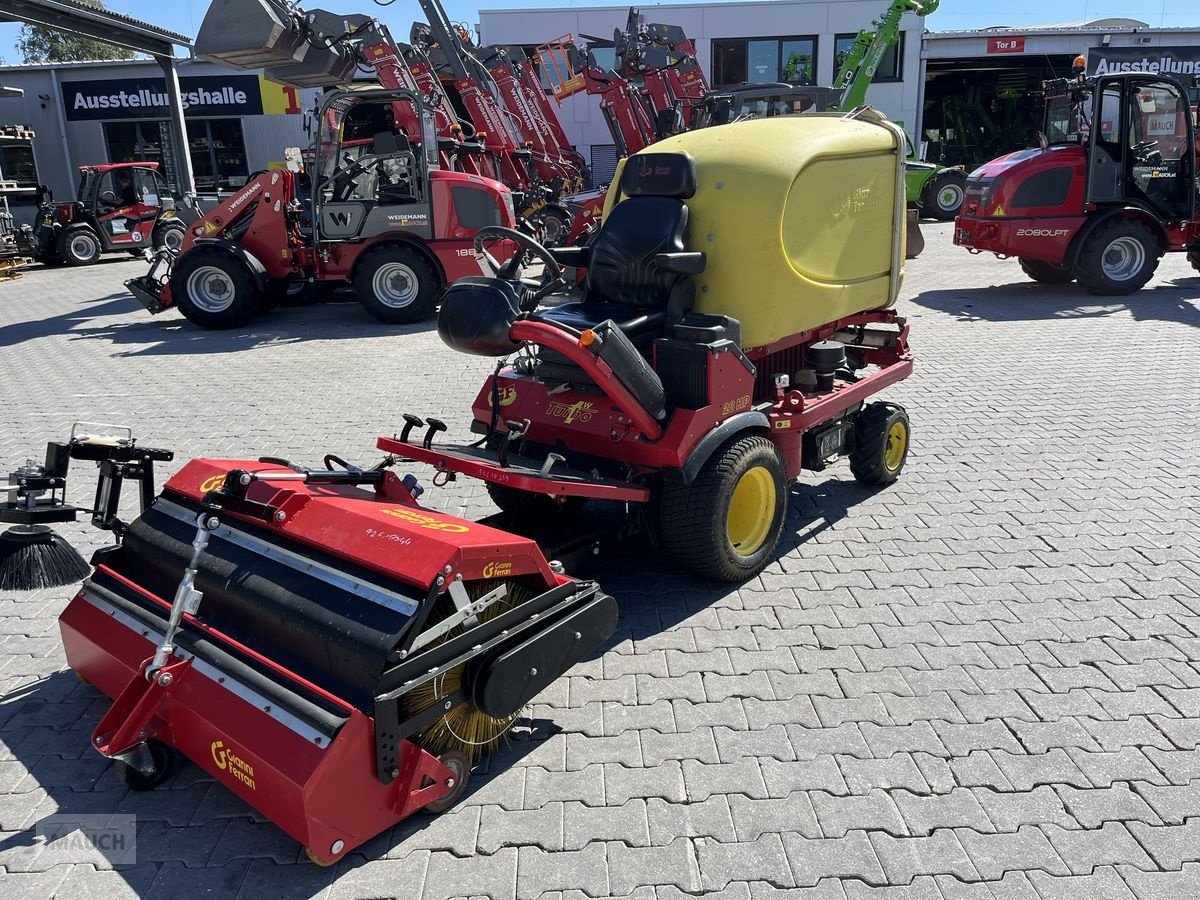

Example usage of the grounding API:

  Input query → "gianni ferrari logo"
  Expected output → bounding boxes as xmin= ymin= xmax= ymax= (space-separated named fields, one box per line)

xmin=546 ymin=400 xmax=596 ymax=424
xmin=481 ymin=560 xmax=513 ymax=579
xmin=381 ymin=508 xmax=470 ymax=533
xmin=211 ymin=740 xmax=256 ymax=790
xmin=199 ymin=474 xmax=226 ymax=493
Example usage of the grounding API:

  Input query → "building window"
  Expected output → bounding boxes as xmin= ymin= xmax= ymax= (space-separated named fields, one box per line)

xmin=0 ymin=142 xmax=38 ymax=188
xmin=187 ymin=119 xmax=250 ymax=192
xmin=712 ymin=36 xmax=817 ymax=86
xmin=833 ymin=32 xmax=904 ymax=83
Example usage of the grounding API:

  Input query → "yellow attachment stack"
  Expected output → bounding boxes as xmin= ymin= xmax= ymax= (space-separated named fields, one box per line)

xmin=607 ymin=113 xmax=908 ymax=349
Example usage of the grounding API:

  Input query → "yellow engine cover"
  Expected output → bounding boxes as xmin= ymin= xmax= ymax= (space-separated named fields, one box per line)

xmin=611 ymin=114 xmax=907 ymax=349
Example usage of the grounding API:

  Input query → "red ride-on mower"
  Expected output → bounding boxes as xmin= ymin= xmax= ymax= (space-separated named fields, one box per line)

xmin=415 ymin=113 xmax=916 ymax=581
xmin=19 ymin=164 xmax=191 ymax=266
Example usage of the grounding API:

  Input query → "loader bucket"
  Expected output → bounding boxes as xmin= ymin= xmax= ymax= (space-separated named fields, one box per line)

xmin=59 ymin=459 xmax=616 ymax=863
xmin=195 ymin=0 xmax=309 ymax=69
xmin=265 ymin=47 xmax=361 ymax=89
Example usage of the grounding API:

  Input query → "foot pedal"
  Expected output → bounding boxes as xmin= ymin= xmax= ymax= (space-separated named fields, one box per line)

xmin=498 ymin=419 xmax=530 ymax=468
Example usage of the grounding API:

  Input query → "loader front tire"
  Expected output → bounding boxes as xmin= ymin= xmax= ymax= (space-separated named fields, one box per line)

xmin=659 ymin=434 xmax=787 ymax=582
xmin=355 ymin=245 xmax=440 ymax=324
xmin=1075 ymin=218 xmax=1160 ymax=295
xmin=171 ymin=248 xmax=261 ymax=329
xmin=850 ymin=403 xmax=910 ymax=486
xmin=61 ymin=226 xmax=101 ymax=266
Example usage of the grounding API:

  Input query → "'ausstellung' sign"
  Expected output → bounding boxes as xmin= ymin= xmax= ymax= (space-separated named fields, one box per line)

xmin=1087 ymin=46 xmax=1200 ymax=77
xmin=62 ymin=75 xmax=264 ymax=121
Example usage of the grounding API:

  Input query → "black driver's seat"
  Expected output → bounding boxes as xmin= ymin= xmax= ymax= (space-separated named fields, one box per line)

xmin=534 ymin=152 xmax=706 ymax=351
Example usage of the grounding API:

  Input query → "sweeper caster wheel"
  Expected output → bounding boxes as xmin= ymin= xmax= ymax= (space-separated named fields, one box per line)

xmin=850 ymin=403 xmax=910 ymax=486
xmin=305 ymin=848 xmax=339 ymax=867
xmin=424 ymin=751 xmax=471 ymax=814
xmin=118 ymin=739 xmax=176 ymax=791
xmin=658 ymin=434 xmax=787 ymax=582
xmin=486 ymin=483 xmax=586 ymax=520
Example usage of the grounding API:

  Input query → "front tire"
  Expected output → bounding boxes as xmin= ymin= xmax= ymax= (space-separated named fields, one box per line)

xmin=170 ymin=248 xmax=261 ymax=329
xmin=354 ymin=245 xmax=440 ymax=324
xmin=658 ymin=434 xmax=787 ymax=582
xmin=60 ymin=226 xmax=101 ymax=266
xmin=921 ymin=171 xmax=966 ymax=220
xmin=1019 ymin=258 xmax=1074 ymax=284
xmin=849 ymin=403 xmax=910 ymax=486
xmin=1075 ymin=218 xmax=1160 ymax=295
xmin=153 ymin=220 xmax=186 ymax=255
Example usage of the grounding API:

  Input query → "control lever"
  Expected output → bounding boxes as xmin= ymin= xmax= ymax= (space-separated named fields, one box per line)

xmin=423 ymin=418 xmax=447 ymax=450
xmin=399 ymin=414 xmax=425 ymax=444
xmin=498 ymin=419 xmax=530 ymax=469
xmin=539 ymin=453 xmax=565 ymax=476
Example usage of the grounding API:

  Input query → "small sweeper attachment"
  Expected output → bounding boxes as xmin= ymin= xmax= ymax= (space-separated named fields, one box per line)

xmin=16 ymin=431 xmax=614 ymax=864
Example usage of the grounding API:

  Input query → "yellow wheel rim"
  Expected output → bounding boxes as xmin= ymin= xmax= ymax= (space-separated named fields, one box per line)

xmin=726 ymin=466 xmax=777 ymax=555
xmin=884 ymin=420 xmax=908 ymax=471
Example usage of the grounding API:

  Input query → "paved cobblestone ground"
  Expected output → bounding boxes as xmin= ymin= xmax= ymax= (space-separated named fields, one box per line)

xmin=1 ymin=224 xmax=1199 ymax=899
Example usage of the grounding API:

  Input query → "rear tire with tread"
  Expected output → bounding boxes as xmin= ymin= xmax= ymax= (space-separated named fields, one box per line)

xmin=354 ymin=244 xmax=440 ymax=324
xmin=921 ymin=171 xmax=966 ymax=220
xmin=658 ymin=434 xmax=787 ymax=582
xmin=152 ymin=220 xmax=186 ymax=255
xmin=170 ymin=247 xmax=261 ymax=329
xmin=1019 ymin=258 xmax=1074 ymax=284
xmin=1075 ymin=218 xmax=1160 ymax=295
xmin=849 ymin=403 xmax=910 ymax=486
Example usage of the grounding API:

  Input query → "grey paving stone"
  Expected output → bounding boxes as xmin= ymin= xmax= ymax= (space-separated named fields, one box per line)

xmin=605 ymin=761 xmax=686 ymax=805
xmin=728 ymin=792 xmax=820 ymax=841
xmin=785 ymin=724 xmax=871 ymax=762
xmin=697 ymin=832 xmax=794 ymax=892
xmin=608 ymin=837 xmax=700 ymax=895
xmin=858 ymin=723 xmax=947 ymax=759
xmin=809 ymin=789 xmax=907 ymax=838
xmin=1041 ymin=821 xmax=1155 ymax=875
xmin=567 ymin=732 xmax=643 ymax=772
xmin=646 ymin=795 xmax=736 ymax=845
xmin=973 ymin=784 xmax=1074 ymax=832
xmin=48 ymin=864 xmax=158 ymax=900
xmin=956 ymin=824 xmax=1071 ymax=880
xmin=563 ymin=799 xmax=648 ymax=851
xmin=1116 ymin=862 xmax=1200 ymax=899
xmin=716 ymin=724 xmax=797 ymax=763
xmin=1134 ymin=781 xmax=1200 ymax=825
xmin=1057 ymin=783 xmax=1163 ymax=829
xmin=603 ymin=700 xmax=676 ymax=736
xmin=478 ymin=802 xmax=561 ymax=854
xmin=891 ymin=788 xmax=992 ymax=836
xmin=671 ymin=697 xmax=749 ymax=733
xmin=682 ymin=757 xmax=767 ymax=802
xmin=143 ymin=861 xmax=252 ymax=900
xmin=780 ymin=830 xmax=887 ymax=887
xmin=234 ymin=860 xmax=336 ymax=900
xmin=867 ymin=829 xmax=979 ymax=882
xmin=1025 ymin=865 xmax=1138 ymax=900
xmin=208 ymin=817 xmax=301 ymax=866
xmin=933 ymin=721 xmax=1023 ymax=756
xmin=990 ymin=749 xmax=1090 ymax=791
xmin=842 ymin=878 xmax=944 ymax=900
xmin=760 ymin=756 xmax=848 ymax=798
xmin=1126 ymin=819 xmax=1200 ymax=870
xmin=640 ymin=728 xmax=719 ymax=766
xmin=839 ymin=755 xmax=930 ymax=794
xmin=517 ymin=843 xmax=607 ymax=897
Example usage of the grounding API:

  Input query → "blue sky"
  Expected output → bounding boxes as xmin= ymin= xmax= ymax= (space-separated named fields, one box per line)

xmin=0 ymin=0 xmax=1195 ymax=63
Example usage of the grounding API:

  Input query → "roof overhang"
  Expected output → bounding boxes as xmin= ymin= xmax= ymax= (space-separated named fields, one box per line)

xmin=0 ymin=0 xmax=191 ymax=59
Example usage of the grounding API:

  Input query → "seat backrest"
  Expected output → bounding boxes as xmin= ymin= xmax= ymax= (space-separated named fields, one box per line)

xmin=586 ymin=152 xmax=697 ymax=310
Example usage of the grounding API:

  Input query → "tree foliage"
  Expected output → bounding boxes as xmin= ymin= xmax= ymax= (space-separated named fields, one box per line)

xmin=17 ymin=0 xmax=135 ymax=64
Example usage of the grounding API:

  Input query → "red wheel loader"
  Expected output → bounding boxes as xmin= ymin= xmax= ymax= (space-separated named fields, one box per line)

xmin=6 ymin=110 xmax=915 ymax=864
xmin=126 ymin=88 xmax=517 ymax=329
xmin=955 ymin=67 xmax=1200 ymax=293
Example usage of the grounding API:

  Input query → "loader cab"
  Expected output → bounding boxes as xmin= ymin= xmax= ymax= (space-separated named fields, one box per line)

xmin=313 ymin=89 xmax=438 ymax=242
xmin=1049 ymin=73 xmax=1196 ymax=222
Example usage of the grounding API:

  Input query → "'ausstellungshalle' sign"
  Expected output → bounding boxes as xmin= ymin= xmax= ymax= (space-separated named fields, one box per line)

xmin=1087 ymin=45 xmax=1200 ymax=78
xmin=62 ymin=75 xmax=264 ymax=121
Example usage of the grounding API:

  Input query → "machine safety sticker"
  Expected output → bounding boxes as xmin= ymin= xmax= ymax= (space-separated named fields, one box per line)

xmin=211 ymin=740 xmax=256 ymax=790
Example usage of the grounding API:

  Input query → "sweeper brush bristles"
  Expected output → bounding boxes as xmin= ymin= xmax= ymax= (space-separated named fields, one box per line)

xmin=0 ymin=525 xmax=91 ymax=591
xmin=405 ymin=579 xmax=536 ymax=760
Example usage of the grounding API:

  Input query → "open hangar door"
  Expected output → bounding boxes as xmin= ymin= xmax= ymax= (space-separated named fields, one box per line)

xmin=921 ymin=53 xmax=1077 ymax=170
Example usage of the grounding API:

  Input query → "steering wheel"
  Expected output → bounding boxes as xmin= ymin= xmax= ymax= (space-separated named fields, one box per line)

xmin=473 ymin=226 xmax=565 ymax=302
